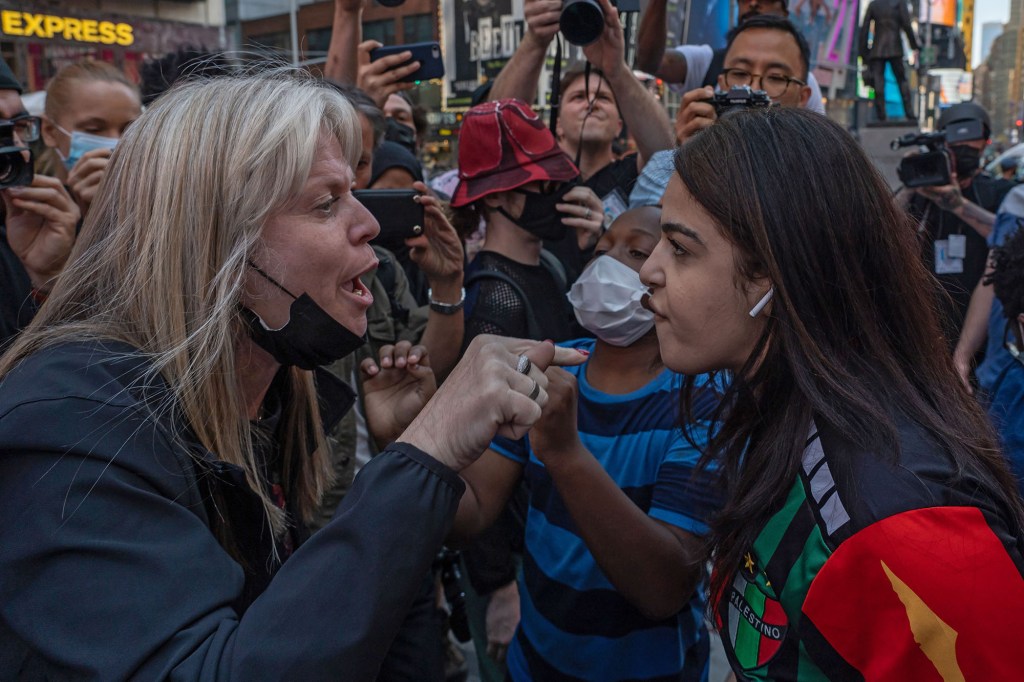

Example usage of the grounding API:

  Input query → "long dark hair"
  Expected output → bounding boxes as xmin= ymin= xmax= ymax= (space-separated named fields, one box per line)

xmin=674 ymin=107 xmax=1024 ymax=602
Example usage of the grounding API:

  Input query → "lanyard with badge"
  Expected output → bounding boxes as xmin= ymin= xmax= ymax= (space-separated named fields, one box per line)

xmin=928 ymin=184 xmax=976 ymax=275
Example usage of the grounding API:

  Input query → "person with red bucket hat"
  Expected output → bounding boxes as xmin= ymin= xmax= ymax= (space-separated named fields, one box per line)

xmin=448 ymin=98 xmax=605 ymax=678
xmin=451 ymin=98 xmax=605 ymax=346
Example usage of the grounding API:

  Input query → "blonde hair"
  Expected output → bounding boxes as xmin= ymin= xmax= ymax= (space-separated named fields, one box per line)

xmin=44 ymin=58 xmax=139 ymax=122
xmin=38 ymin=59 xmax=140 ymax=176
xmin=1 ymin=70 xmax=362 ymax=544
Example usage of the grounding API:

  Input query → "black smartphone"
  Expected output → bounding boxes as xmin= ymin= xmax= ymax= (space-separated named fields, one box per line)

xmin=369 ymin=41 xmax=445 ymax=83
xmin=354 ymin=189 xmax=424 ymax=248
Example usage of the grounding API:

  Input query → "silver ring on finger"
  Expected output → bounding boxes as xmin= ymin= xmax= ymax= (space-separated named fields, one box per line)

xmin=584 ymin=207 xmax=592 ymax=220
xmin=516 ymin=354 xmax=533 ymax=375
xmin=527 ymin=378 xmax=541 ymax=401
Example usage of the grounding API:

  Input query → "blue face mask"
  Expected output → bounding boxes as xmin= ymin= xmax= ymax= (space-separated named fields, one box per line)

xmin=55 ymin=125 xmax=118 ymax=170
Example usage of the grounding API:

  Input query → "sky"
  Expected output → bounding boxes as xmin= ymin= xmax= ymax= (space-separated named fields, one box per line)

xmin=974 ymin=0 xmax=1011 ymax=68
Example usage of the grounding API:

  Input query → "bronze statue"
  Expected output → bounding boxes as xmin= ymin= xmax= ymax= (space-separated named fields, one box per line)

xmin=859 ymin=0 xmax=919 ymax=122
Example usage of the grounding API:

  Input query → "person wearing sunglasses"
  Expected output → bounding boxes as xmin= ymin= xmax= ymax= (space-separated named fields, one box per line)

xmin=674 ymin=15 xmax=814 ymax=144
xmin=39 ymin=59 xmax=141 ymax=217
xmin=0 ymin=57 xmax=79 ymax=348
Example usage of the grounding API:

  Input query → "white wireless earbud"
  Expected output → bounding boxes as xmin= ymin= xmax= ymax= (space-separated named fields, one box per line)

xmin=748 ymin=287 xmax=774 ymax=318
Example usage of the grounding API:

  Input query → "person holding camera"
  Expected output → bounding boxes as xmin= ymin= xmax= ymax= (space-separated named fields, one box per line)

xmin=487 ymin=0 xmax=673 ymax=240
xmin=673 ymin=15 xmax=812 ymax=145
xmin=0 ymin=58 xmax=80 ymax=349
xmin=636 ymin=0 xmax=826 ymax=116
xmin=897 ymin=102 xmax=1014 ymax=346
xmin=0 ymin=71 xmax=589 ymax=679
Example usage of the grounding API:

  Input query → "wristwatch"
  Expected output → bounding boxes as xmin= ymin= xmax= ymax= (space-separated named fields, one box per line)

xmin=428 ymin=287 xmax=466 ymax=315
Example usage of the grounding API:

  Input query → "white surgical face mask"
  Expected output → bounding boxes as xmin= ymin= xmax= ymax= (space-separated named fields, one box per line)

xmin=53 ymin=122 xmax=117 ymax=170
xmin=567 ymin=255 xmax=655 ymax=347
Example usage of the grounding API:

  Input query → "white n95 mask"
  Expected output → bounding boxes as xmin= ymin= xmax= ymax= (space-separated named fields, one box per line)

xmin=567 ymin=255 xmax=655 ymax=347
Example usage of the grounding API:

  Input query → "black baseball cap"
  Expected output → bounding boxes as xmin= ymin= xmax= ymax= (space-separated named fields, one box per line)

xmin=938 ymin=102 xmax=991 ymax=141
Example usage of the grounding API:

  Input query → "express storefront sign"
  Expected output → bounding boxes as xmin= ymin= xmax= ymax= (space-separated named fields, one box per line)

xmin=0 ymin=10 xmax=133 ymax=46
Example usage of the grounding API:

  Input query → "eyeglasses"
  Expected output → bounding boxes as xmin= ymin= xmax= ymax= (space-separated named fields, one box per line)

xmin=0 ymin=115 xmax=40 ymax=143
xmin=722 ymin=68 xmax=806 ymax=99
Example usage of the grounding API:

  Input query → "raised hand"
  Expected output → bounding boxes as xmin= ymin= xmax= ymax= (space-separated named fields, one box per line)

xmin=523 ymin=0 xmax=561 ymax=48
xmin=3 ymin=174 xmax=79 ymax=290
xmin=398 ymin=337 xmax=588 ymax=471
xmin=580 ymin=0 xmax=626 ymax=76
xmin=407 ymin=181 xmax=463 ymax=285
xmin=362 ymin=341 xmax=436 ymax=447
xmin=675 ymin=86 xmax=717 ymax=144
xmin=556 ymin=184 xmax=605 ymax=250
xmin=357 ymin=40 xmax=418 ymax=108
xmin=528 ymin=367 xmax=585 ymax=464
xmin=67 ymin=147 xmax=112 ymax=217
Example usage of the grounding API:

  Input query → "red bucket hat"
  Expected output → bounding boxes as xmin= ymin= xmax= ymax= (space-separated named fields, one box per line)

xmin=450 ymin=99 xmax=579 ymax=208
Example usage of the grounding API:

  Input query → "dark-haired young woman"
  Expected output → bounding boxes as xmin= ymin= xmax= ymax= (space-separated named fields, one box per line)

xmin=640 ymin=107 xmax=1024 ymax=680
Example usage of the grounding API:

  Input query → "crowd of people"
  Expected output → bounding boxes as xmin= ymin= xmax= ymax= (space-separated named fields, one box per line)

xmin=0 ymin=0 xmax=1022 ymax=680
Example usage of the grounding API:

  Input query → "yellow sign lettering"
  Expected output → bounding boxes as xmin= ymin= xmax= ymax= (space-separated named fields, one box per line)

xmin=0 ymin=11 xmax=23 ymax=37
xmin=22 ymin=12 xmax=44 ymax=38
xmin=81 ymin=19 xmax=98 ymax=42
xmin=62 ymin=17 xmax=81 ymax=42
xmin=0 ymin=12 xmax=133 ymax=46
xmin=115 ymin=23 xmax=132 ymax=47
xmin=43 ymin=15 xmax=62 ymax=39
xmin=98 ymin=21 xmax=115 ymax=44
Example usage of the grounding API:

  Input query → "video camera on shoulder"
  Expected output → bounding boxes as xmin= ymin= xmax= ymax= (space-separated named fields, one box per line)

xmin=891 ymin=118 xmax=986 ymax=188
xmin=706 ymin=86 xmax=773 ymax=116
xmin=0 ymin=120 xmax=32 ymax=190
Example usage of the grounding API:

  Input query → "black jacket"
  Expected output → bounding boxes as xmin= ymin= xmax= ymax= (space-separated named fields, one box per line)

xmin=0 ymin=340 xmax=464 ymax=680
xmin=0 ymin=226 xmax=35 ymax=351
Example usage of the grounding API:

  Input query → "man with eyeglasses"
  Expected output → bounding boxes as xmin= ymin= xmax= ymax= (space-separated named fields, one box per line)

xmin=636 ymin=0 xmax=825 ymax=116
xmin=674 ymin=15 xmax=813 ymax=144
xmin=0 ymin=57 xmax=80 ymax=348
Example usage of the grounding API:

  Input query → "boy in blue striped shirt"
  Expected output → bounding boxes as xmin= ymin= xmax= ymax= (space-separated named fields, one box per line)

xmin=450 ymin=207 xmax=722 ymax=681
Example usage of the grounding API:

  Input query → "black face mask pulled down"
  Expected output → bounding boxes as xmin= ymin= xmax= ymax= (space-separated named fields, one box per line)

xmin=242 ymin=261 xmax=366 ymax=370
xmin=952 ymin=145 xmax=982 ymax=180
xmin=496 ymin=180 xmax=579 ymax=241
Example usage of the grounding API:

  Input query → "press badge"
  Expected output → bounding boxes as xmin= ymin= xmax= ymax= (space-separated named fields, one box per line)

xmin=947 ymin=234 xmax=967 ymax=259
xmin=934 ymin=239 xmax=964 ymax=274
xmin=601 ymin=189 xmax=629 ymax=226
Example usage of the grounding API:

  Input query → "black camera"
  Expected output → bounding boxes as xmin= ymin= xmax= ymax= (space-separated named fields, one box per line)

xmin=0 ymin=121 xmax=32 ymax=190
xmin=706 ymin=85 xmax=773 ymax=115
xmin=891 ymin=118 xmax=985 ymax=188
xmin=560 ymin=0 xmax=639 ymax=46
xmin=437 ymin=548 xmax=471 ymax=643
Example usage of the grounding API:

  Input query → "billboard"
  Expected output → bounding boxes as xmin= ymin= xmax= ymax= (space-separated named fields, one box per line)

xmin=918 ymin=0 xmax=956 ymax=27
xmin=794 ymin=0 xmax=860 ymax=89
xmin=443 ymin=0 xmax=524 ymax=108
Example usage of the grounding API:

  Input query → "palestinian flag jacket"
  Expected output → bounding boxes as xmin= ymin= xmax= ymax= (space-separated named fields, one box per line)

xmin=717 ymin=417 xmax=1024 ymax=681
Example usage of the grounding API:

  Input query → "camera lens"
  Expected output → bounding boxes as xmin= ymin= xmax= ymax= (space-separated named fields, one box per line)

xmin=560 ymin=0 xmax=605 ymax=46
xmin=0 ymin=157 xmax=13 ymax=185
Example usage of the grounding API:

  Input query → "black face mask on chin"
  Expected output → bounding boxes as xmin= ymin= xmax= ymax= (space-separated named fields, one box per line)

xmin=496 ymin=180 xmax=580 ymax=242
xmin=242 ymin=261 xmax=366 ymax=370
